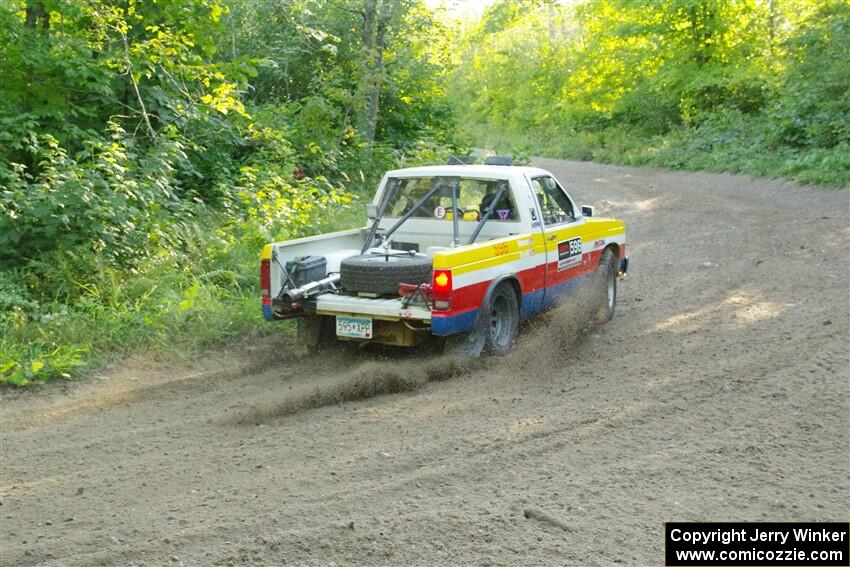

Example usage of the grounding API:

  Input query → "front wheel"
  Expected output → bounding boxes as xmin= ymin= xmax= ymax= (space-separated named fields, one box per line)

xmin=594 ymin=248 xmax=617 ymax=323
xmin=484 ymin=283 xmax=520 ymax=356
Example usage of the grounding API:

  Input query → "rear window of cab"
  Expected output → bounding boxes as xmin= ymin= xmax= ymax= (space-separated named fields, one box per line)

xmin=384 ymin=177 xmax=519 ymax=222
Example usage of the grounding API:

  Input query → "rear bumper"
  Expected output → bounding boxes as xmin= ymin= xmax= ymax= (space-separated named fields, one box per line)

xmin=264 ymin=293 xmax=432 ymax=322
xmin=315 ymin=293 xmax=432 ymax=321
xmin=315 ymin=294 xmax=432 ymax=347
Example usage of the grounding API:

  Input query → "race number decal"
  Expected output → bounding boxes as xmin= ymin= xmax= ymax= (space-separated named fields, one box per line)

xmin=492 ymin=242 xmax=509 ymax=256
xmin=557 ymin=237 xmax=582 ymax=271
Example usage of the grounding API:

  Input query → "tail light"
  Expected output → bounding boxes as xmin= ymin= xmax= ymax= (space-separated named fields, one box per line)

xmin=432 ymin=269 xmax=452 ymax=310
xmin=260 ymin=258 xmax=271 ymax=305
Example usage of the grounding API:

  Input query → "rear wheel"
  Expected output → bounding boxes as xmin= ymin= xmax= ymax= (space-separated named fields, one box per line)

xmin=484 ymin=284 xmax=519 ymax=356
xmin=594 ymin=248 xmax=617 ymax=323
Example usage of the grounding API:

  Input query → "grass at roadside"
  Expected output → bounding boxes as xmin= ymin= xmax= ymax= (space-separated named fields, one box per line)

xmin=0 ymin=202 xmax=365 ymax=387
xmin=1 ymin=235 xmax=275 ymax=387
xmin=1 ymin=139 xmax=460 ymax=388
xmin=466 ymin=119 xmax=850 ymax=189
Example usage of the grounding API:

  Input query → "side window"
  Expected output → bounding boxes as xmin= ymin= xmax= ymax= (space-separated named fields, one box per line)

xmin=387 ymin=178 xmax=434 ymax=218
xmin=531 ymin=176 xmax=575 ymax=225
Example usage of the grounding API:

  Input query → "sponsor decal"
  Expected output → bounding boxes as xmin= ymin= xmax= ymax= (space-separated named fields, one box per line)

xmin=497 ymin=209 xmax=511 ymax=221
xmin=434 ymin=206 xmax=446 ymax=219
xmin=594 ymin=239 xmax=606 ymax=248
xmin=492 ymin=242 xmax=509 ymax=256
xmin=530 ymin=208 xmax=538 ymax=221
xmin=557 ymin=237 xmax=582 ymax=271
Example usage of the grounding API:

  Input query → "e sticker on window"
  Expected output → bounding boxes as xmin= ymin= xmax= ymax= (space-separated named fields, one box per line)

xmin=434 ymin=206 xmax=446 ymax=219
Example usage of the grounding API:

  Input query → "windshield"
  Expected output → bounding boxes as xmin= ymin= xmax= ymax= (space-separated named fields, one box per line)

xmin=383 ymin=176 xmax=518 ymax=222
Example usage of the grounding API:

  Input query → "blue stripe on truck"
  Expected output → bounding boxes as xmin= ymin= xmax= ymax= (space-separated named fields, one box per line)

xmin=431 ymin=273 xmax=594 ymax=337
xmin=262 ymin=303 xmax=274 ymax=321
xmin=431 ymin=308 xmax=478 ymax=336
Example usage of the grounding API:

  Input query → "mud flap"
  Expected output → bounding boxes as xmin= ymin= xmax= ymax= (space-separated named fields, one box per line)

xmin=443 ymin=327 xmax=486 ymax=357
xmin=297 ymin=316 xmax=323 ymax=349
xmin=442 ymin=301 xmax=490 ymax=357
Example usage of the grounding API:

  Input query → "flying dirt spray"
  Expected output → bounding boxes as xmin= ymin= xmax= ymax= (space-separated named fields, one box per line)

xmin=228 ymin=278 xmax=603 ymax=426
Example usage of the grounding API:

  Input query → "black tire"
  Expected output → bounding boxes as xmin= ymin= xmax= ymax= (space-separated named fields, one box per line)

xmin=594 ymin=248 xmax=617 ymax=323
xmin=340 ymin=253 xmax=432 ymax=295
xmin=483 ymin=283 xmax=520 ymax=356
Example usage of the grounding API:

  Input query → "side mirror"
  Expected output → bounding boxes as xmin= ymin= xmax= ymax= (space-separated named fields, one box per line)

xmin=581 ymin=205 xmax=595 ymax=217
xmin=365 ymin=203 xmax=379 ymax=220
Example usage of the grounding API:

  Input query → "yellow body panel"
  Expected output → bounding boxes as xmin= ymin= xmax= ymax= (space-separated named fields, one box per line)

xmin=433 ymin=217 xmax=625 ymax=273
xmin=542 ymin=217 xmax=625 ymax=259
xmin=432 ymin=233 xmax=539 ymax=270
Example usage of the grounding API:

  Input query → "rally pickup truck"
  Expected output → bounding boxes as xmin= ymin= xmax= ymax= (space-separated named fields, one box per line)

xmin=260 ymin=159 xmax=628 ymax=355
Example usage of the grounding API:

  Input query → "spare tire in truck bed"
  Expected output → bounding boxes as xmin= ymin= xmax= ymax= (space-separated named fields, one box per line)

xmin=340 ymin=253 xmax=432 ymax=295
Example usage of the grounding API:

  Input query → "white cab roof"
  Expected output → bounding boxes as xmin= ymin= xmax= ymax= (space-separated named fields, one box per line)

xmin=385 ymin=164 xmax=551 ymax=180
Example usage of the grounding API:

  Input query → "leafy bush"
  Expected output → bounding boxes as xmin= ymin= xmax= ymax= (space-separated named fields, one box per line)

xmin=449 ymin=0 xmax=849 ymax=188
xmin=771 ymin=1 xmax=850 ymax=150
xmin=0 ymin=124 xmax=191 ymax=267
xmin=0 ymin=0 xmax=461 ymax=386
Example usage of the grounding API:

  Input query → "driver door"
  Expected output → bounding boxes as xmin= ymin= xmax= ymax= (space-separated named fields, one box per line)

xmin=529 ymin=175 xmax=591 ymax=306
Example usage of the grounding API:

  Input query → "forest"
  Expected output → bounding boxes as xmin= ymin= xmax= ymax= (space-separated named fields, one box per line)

xmin=1 ymin=0 xmax=848 ymax=385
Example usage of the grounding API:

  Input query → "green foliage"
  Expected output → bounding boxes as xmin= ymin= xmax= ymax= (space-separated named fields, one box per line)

xmin=0 ymin=124 xmax=190 ymax=265
xmin=3 ymin=0 xmax=847 ymax=389
xmin=0 ymin=0 xmax=460 ymax=386
xmin=0 ymin=222 xmax=257 ymax=385
xmin=449 ymin=0 xmax=849 ymax=187
xmin=772 ymin=1 xmax=850 ymax=149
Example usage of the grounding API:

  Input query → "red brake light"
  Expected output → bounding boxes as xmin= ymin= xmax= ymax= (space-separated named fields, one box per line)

xmin=260 ymin=259 xmax=271 ymax=298
xmin=432 ymin=269 xmax=452 ymax=299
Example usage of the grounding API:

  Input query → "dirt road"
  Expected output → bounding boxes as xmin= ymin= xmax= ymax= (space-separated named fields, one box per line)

xmin=2 ymin=159 xmax=848 ymax=566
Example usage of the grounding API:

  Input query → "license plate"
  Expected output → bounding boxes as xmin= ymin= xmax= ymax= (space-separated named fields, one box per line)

xmin=336 ymin=316 xmax=373 ymax=339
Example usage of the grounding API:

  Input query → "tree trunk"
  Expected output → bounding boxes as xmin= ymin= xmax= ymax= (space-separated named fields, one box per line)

xmin=361 ymin=0 xmax=376 ymax=50
xmin=364 ymin=2 xmax=390 ymax=143
xmin=357 ymin=0 xmax=397 ymax=143
xmin=768 ymin=0 xmax=777 ymax=60
xmin=356 ymin=0 xmax=377 ymax=140
xmin=24 ymin=1 xmax=50 ymax=31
